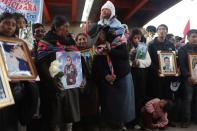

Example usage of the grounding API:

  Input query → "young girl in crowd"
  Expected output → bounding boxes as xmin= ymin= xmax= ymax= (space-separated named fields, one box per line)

xmin=13 ymin=13 xmax=27 ymax=36
xmin=0 ymin=12 xmax=38 ymax=131
xmin=141 ymin=98 xmax=173 ymax=130
xmin=128 ymin=28 xmax=151 ymax=129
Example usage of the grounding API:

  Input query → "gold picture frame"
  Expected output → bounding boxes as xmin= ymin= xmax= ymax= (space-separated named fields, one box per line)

xmin=0 ymin=36 xmax=37 ymax=81
xmin=188 ymin=53 xmax=197 ymax=83
xmin=157 ymin=51 xmax=178 ymax=77
xmin=0 ymin=60 xmax=14 ymax=109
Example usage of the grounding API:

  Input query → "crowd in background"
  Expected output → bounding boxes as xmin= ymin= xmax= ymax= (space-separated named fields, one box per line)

xmin=1 ymin=1 xmax=197 ymax=131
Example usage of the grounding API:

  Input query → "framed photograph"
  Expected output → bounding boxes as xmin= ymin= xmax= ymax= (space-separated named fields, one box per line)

xmin=0 ymin=61 xmax=14 ymax=109
xmin=136 ymin=42 xmax=148 ymax=60
xmin=157 ymin=51 xmax=178 ymax=76
xmin=0 ymin=36 xmax=37 ymax=81
xmin=81 ymin=48 xmax=94 ymax=71
xmin=188 ymin=53 xmax=197 ymax=83
xmin=56 ymin=51 xmax=83 ymax=90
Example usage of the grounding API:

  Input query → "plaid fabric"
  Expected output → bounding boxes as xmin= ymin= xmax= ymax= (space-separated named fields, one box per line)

xmin=37 ymin=40 xmax=65 ymax=61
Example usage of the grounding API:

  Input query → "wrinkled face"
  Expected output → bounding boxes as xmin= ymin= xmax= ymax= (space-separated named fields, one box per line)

xmin=66 ymin=57 xmax=72 ymax=65
xmin=34 ymin=26 xmax=45 ymax=39
xmin=101 ymin=8 xmax=111 ymax=19
xmin=188 ymin=33 xmax=197 ymax=45
xmin=0 ymin=18 xmax=16 ymax=37
xmin=132 ymin=34 xmax=141 ymax=44
xmin=56 ymin=23 xmax=70 ymax=36
xmin=17 ymin=17 xmax=26 ymax=29
xmin=76 ymin=35 xmax=88 ymax=49
xmin=157 ymin=26 xmax=167 ymax=39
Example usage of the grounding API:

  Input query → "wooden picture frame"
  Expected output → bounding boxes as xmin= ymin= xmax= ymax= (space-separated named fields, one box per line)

xmin=157 ymin=51 xmax=178 ymax=76
xmin=0 ymin=60 xmax=14 ymax=109
xmin=0 ymin=36 xmax=37 ymax=81
xmin=188 ymin=53 xmax=197 ymax=83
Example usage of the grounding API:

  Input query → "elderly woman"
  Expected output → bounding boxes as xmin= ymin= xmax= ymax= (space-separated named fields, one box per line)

xmin=90 ymin=23 xmax=135 ymax=130
xmin=36 ymin=16 xmax=80 ymax=131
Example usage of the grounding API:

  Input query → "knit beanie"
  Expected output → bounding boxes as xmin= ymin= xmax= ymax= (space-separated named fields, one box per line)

xmin=101 ymin=1 xmax=115 ymax=19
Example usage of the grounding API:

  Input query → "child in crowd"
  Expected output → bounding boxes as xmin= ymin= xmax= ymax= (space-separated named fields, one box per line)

xmin=128 ymin=28 xmax=151 ymax=129
xmin=141 ymin=98 xmax=173 ymax=130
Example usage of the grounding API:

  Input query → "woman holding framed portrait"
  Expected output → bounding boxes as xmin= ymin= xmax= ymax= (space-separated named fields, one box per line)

xmin=0 ymin=12 xmax=38 ymax=131
xmin=36 ymin=16 xmax=81 ymax=131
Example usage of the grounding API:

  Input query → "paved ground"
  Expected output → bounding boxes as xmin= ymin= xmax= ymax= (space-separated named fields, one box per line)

xmin=99 ymin=124 xmax=197 ymax=131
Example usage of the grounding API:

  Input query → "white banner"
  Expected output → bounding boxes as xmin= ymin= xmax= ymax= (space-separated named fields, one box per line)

xmin=0 ymin=0 xmax=43 ymax=23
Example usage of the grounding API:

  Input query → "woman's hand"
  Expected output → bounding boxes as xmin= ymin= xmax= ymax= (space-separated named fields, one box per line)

xmin=105 ymin=74 xmax=116 ymax=83
xmin=130 ymin=47 xmax=136 ymax=55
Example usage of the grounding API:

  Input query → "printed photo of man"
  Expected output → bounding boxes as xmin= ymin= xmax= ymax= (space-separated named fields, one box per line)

xmin=163 ymin=56 xmax=172 ymax=72
xmin=64 ymin=56 xmax=78 ymax=85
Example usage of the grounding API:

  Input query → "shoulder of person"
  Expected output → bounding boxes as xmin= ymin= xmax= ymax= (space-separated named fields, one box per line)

xmin=110 ymin=18 xmax=122 ymax=27
xmin=148 ymin=40 xmax=155 ymax=49
xmin=179 ymin=43 xmax=190 ymax=51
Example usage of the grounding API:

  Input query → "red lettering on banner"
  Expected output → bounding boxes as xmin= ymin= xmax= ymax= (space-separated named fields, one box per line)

xmin=28 ymin=2 xmax=32 ymax=11
xmin=0 ymin=0 xmax=37 ymax=11
xmin=33 ymin=4 xmax=36 ymax=11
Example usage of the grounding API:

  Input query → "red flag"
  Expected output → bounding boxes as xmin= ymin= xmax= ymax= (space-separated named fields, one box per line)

xmin=183 ymin=20 xmax=190 ymax=38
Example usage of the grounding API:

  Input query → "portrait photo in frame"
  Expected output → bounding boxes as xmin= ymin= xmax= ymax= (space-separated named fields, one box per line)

xmin=188 ymin=53 xmax=197 ymax=83
xmin=157 ymin=51 xmax=178 ymax=76
xmin=0 ymin=61 xmax=14 ymax=109
xmin=0 ymin=36 xmax=37 ymax=81
xmin=56 ymin=51 xmax=83 ymax=90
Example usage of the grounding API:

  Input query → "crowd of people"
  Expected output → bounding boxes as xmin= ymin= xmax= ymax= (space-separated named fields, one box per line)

xmin=1 ymin=1 xmax=197 ymax=131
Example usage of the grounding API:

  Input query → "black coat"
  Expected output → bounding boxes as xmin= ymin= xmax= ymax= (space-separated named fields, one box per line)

xmin=92 ymin=44 xmax=135 ymax=123
xmin=36 ymin=31 xmax=80 ymax=125
xmin=148 ymin=38 xmax=176 ymax=99
xmin=148 ymin=37 xmax=175 ymax=73
xmin=178 ymin=43 xmax=197 ymax=80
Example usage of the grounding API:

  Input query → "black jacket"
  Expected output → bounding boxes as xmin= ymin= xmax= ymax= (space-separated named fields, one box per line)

xmin=148 ymin=37 xmax=175 ymax=73
xmin=36 ymin=31 xmax=80 ymax=124
xmin=92 ymin=44 xmax=130 ymax=82
xmin=178 ymin=43 xmax=197 ymax=80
